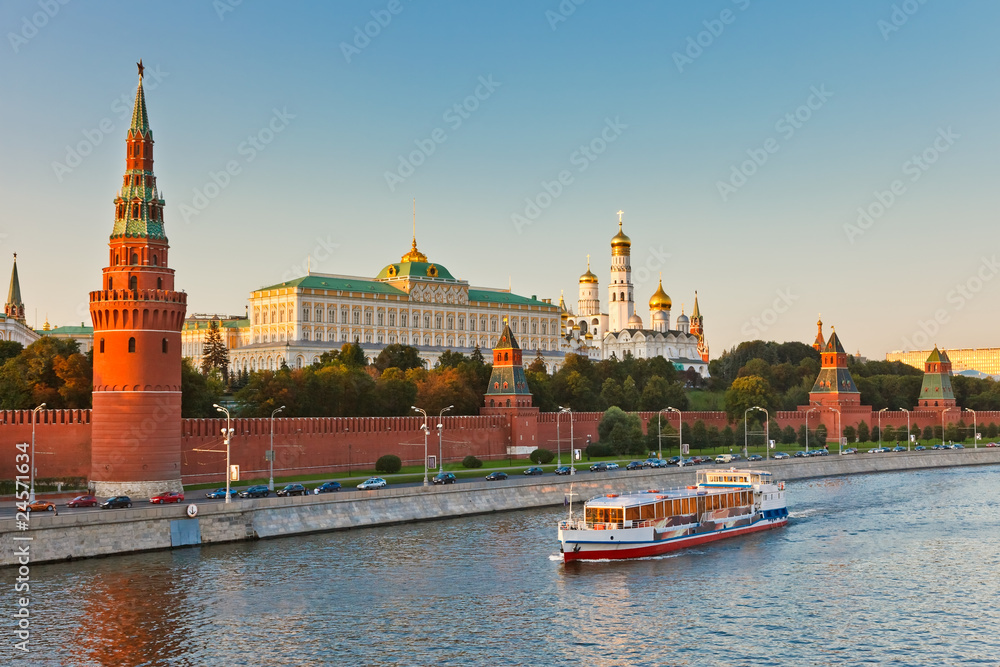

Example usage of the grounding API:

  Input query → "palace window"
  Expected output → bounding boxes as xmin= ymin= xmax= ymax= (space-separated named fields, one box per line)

xmin=365 ymin=311 xmax=372 ymax=326
xmin=424 ymin=315 xmax=431 ymax=328
xmin=388 ymin=312 xmax=395 ymax=326
xmin=481 ymin=318 xmax=487 ymax=331
xmin=532 ymin=322 xmax=537 ymax=334
xmin=328 ymin=307 xmax=336 ymax=323
xmin=491 ymin=318 xmax=497 ymax=333
xmin=315 ymin=308 xmax=323 ymax=323
xmin=541 ymin=322 xmax=547 ymax=334
xmin=400 ymin=312 xmax=407 ymax=327
xmin=435 ymin=315 xmax=442 ymax=329
xmin=447 ymin=316 xmax=453 ymax=330
xmin=458 ymin=317 xmax=465 ymax=330
xmin=377 ymin=311 xmax=384 ymax=326
xmin=341 ymin=308 xmax=348 ymax=324
xmin=511 ymin=321 xmax=517 ymax=333
xmin=302 ymin=308 xmax=310 ymax=322
xmin=353 ymin=310 xmax=360 ymax=325
xmin=304 ymin=332 xmax=310 ymax=341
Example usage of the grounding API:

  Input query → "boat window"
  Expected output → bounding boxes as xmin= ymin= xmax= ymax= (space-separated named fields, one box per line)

xmin=625 ymin=507 xmax=640 ymax=521
xmin=640 ymin=503 xmax=656 ymax=520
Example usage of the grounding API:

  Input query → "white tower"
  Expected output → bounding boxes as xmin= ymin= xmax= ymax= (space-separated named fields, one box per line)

xmin=577 ymin=254 xmax=600 ymax=317
xmin=608 ymin=211 xmax=633 ymax=332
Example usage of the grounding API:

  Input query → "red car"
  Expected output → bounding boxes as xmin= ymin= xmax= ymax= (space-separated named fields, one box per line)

xmin=67 ymin=495 xmax=98 ymax=508
xmin=149 ymin=491 xmax=185 ymax=504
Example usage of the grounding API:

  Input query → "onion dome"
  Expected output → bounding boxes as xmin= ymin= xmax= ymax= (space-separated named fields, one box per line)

xmin=648 ymin=278 xmax=672 ymax=312
xmin=400 ymin=236 xmax=428 ymax=263
xmin=628 ymin=313 xmax=643 ymax=328
xmin=579 ymin=255 xmax=598 ymax=284
xmin=611 ymin=220 xmax=631 ymax=256
xmin=677 ymin=312 xmax=689 ymax=326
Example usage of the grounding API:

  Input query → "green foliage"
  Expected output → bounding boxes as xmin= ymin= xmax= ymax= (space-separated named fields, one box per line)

xmin=200 ymin=320 xmax=230 ymax=382
xmin=721 ymin=426 xmax=734 ymax=447
xmin=814 ymin=423 xmax=827 ymax=446
xmin=843 ymin=425 xmax=856 ymax=443
xmin=462 ymin=455 xmax=483 ymax=469
xmin=181 ymin=358 xmax=222 ymax=417
xmin=529 ymin=448 xmax=554 ymax=464
xmin=922 ymin=425 xmax=933 ymax=440
xmin=781 ymin=425 xmax=797 ymax=445
xmin=882 ymin=425 xmax=896 ymax=442
xmin=0 ymin=337 xmax=92 ymax=409
xmin=375 ymin=454 xmax=402 ymax=474
xmin=724 ymin=375 xmax=775 ymax=420
xmin=857 ymin=421 xmax=870 ymax=443
xmin=987 ymin=423 xmax=999 ymax=439
xmin=375 ymin=344 xmax=426 ymax=373
xmin=597 ymin=406 xmax=644 ymax=455
xmin=944 ymin=422 xmax=959 ymax=442
xmin=585 ymin=442 xmax=613 ymax=458
xmin=0 ymin=340 xmax=23 ymax=364
xmin=690 ymin=419 xmax=708 ymax=449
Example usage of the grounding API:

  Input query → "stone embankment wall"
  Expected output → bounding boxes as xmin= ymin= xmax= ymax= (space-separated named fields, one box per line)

xmin=4 ymin=449 xmax=999 ymax=567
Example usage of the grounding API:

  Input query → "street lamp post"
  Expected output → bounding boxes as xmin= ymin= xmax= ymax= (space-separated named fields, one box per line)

xmin=437 ymin=405 xmax=453 ymax=473
xmin=412 ymin=406 xmax=430 ymax=486
xmin=268 ymin=405 xmax=285 ymax=491
xmin=663 ymin=407 xmax=681 ymax=461
xmin=900 ymin=408 xmax=910 ymax=451
xmin=878 ymin=408 xmax=888 ymax=449
xmin=746 ymin=406 xmax=768 ymax=459
xmin=213 ymin=404 xmax=234 ymax=504
xmin=29 ymin=403 xmax=46 ymax=502
xmin=965 ymin=407 xmax=977 ymax=448
xmin=558 ymin=406 xmax=572 ymax=468
xmin=942 ymin=408 xmax=949 ymax=446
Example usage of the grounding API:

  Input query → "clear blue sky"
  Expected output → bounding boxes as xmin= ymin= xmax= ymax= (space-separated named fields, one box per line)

xmin=2 ymin=0 xmax=998 ymax=358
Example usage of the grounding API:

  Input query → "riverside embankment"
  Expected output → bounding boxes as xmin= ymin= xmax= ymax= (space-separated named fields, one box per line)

xmin=5 ymin=448 xmax=999 ymax=566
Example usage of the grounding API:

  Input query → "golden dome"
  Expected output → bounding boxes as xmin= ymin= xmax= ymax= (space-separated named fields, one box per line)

xmin=611 ymin=220 xmax=631 ymax=256
xmin=649 ymin=278 xmax=672 ymax=311
xmin=579 ymin=255 xmax=598 ymax=284
xmin=400 ymin=236 xmax=427 ymax=263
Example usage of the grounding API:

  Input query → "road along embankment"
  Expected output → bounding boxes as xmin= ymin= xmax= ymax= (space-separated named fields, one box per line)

xmin=4 ymin=449 xmax=999 ymax=566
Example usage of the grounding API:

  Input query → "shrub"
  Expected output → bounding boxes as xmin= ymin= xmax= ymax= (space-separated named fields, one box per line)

xmin=530 ymin=448 xmax=554 ymax=464
xmin=462 ymin=455 xmax=483 ymax=469
xmin=375 ymin=454 xmax=402 ymax=474
xmin=585 ymin=443 xmax=612 ymax=458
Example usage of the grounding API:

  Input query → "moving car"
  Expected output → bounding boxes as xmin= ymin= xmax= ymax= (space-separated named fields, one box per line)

xmin=523 ymin=466 xmax=544 ymax=476
xmin=432 ymin=472 xmax=457 ymax=485
xmin=485 ymin=471 xmax=508 ymax=481
xmin=205 ymin=488 xmax=239 ymax=499
xmin=914 ymin=445 xmax=926 ymax=451
xmin=794 ymin=451 xmax=808 ymax=458
xmin=747 ymin=454 xmax=763 ymax=462
xmin=773 ymin=452 xmax=790 ymax=460
xmin=26 ymin=500 xmax=56 ymax=512
xmin=891 ymin=445 xmax=907 ymax=453
xmin=276 ymin=483 xmax=308 ymax=497
xmin=100 ymin=496 xmax=132 ymax=509
xmin=841 ymin=448 xmax=858 ymax=455
xmin=810 ymin=449 xmax=829 ymax=456
xmin=715 ymin=454 xmax=734 ymax=464
xmin=150 ymin=491 xmax=184 ymax=504
xmin=589 ymin=462 xmax=608 ymax=472
xmin=625 ymin=461 xmax=645 ymax=471
xmin=357 ymin=477 xmax=387 ymax=490
xmin=66 ymin=494 xmax=98 ymax=508
xmin=867 ymin=447 xmax=888 ymax=454
xmin=314 ymin=481 xmax=342 ymax=494
xmin=554 ymin=466 xmax=575 ymax=475
xmin=606 ymin=462 xmax=620 ymax=470
xmin=239 ymin=485 xmax=270 ymax=498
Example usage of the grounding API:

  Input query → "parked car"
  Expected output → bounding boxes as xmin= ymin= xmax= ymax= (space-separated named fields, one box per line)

xmin=644 ymin=458 xmax=661 ymax=467
xmin=606 ymin=462 xmax=620 ymax=470
xmin=485 ymin=471 xmax=508 ymax=481
xmin=590 ymin=462 xmax=608 ymax=472
xmin=747 ymin=454 xmax=763 ymax=462
xmin=667 ymin=456 xmax=682 ymax=466
xmin=810 ymin=449 xmax=829 ymax=457
xmin=986 ymin=442 xmax=999 ymax=448
xmin=26 ymin=500 xmax=56 ymax=512
xmin=914 ymin=445 xmax=926 ymax=451
xmin=205 ymin=488 xmax=239 ymax=499
xmin=867 ymin=447 xmax=888 ymax=454
xmin=276 ymin=483 xmax=308 ymax=497
xmin=523 ymin=466 xmax=544 ymax=476
xmin=554 ymin=466 xmax=575 ymax=475
xmin=100 ymin=496 xmax=132 ymax=509
xmin=239 ymin=485 xmax=270 ymax=498
xmin=892 ymin=445 xmax=907 ymax=453
xmin=66 ymin=494 xmax=98 ymax=508
xmin=715 ymin=454 xmax=734 ymax=464
xmin=841 ymin=448 xmax=858 ymax=455
xmin=773 ymin=452 xmax=790 ymax=460
xmin=626 ymin=461 xmax=645 ymax=470
xmin=357 ymin=477 xmax=387 ymax=490
xmin=932 ymin=444 xmax=946 ymax=450
xmin=150 ymin=491 xmax=184 ymax=504
xmin=432 ymin=472 xmax=457 ymax=485
xmin=794 ymin=451 xmax=808 ymax=458
xmin=314 ymin=481 xmax=342 ymax=494
xmin=952 ymin=443 xmax=965 ymax=449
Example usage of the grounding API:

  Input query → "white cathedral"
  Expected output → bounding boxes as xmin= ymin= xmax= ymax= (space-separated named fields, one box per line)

xmin=560 ymin=214 xmax=710 ymax=377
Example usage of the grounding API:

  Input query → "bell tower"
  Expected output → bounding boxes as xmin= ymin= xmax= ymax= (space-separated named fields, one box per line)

xmin=88 ymin=62 xmax=187 ymax=497
xmin=608 ymin=211 xmax=633 ymax=332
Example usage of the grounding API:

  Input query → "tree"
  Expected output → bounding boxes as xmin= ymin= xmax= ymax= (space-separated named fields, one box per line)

xmin=721 ymin=426 xmax=734 ymax=447
xmin=182 ymin=358 xmax=222 ymax=417
xmin=781 ymin=425 xmax=797 ymax=445
xmin=374 ymin=344 xmax=425 ymax=373
xmin=600 ymin=378 xmax=623 ymax=410
xmin=529 ymin=448 xmax=554 ymax=464
xmin=375 ymin=455 xmax=402 ymax=474
xmin=200 ymin=321 xmax=230 ymax=383
xmin=882 ymin=425 xmax=896 ymax=443
xmin=690 ymin=420 xmax=708 ymax=450
xmin=870 ymin=425 xmax=880 ymax=444
xmin=526 ymin=351 xmax=547 ymax=375
xmin=0 ymin=337 xmax=92 ymax=409
xmin=0 ymin=340 xmax=23 ymax=364
xmin=598 ymin=406 xmax=643 ymax=455
xmin=725 ymin=375 xmax=774 ymax=420
xmin=814 ymin=423 xmax=827 ymax=446
xmin=857 ymin=420 xmax=870 ymax=444
xmin=639 ymin=374 xmax=687 ymax=411
xmin=843 ymin=425 xmax=856 ymax=444
xmin=375 ymin=367 xmax=418 ymax=416
xmin=621 ymin=376 xmax=640 ymax=412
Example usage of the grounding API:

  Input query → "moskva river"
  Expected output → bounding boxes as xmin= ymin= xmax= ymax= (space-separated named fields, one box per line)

xmin=14 ymin=465 xmax=1000 ymax=666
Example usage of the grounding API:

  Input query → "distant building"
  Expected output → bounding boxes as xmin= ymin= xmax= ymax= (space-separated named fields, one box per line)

xmin=887 ymin=348 xmax=1000 ymax=376
xmin=181 ymin=314 xmax=246 ymax=369
xmin=39 ymin=321 xmax=95 ymax=354
xmin=916 ymin=346 xmax=956 ymax=412
xmin=1 ymin=254 xmax=40 ymax=347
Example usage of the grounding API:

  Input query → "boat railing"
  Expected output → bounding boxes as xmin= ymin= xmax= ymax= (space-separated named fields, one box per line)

xmin=582 ymin=485 xmax=705 ymax=504
xmin=560 ymin=520 xmax=625 ymax=531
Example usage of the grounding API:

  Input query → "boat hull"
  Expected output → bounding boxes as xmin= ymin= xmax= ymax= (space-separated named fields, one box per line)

xmin=560 ymin=516 xmax=787 ymax=562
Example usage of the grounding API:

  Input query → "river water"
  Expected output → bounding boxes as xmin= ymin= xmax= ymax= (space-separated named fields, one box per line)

xmin=13 ymin=465 xmax=1000 ymax=666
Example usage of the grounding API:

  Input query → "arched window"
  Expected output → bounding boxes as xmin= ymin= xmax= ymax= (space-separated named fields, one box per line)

xmin=129 ymin=276 xmax=137 ymax=290
xmin=162 ymin=338 xmax=168 ymax=353
xmin=152 ymin=254 xmax=158 ymax=266
xmin=128 ymin=337 xmax=136 ymax=353
xmin=620 ymin=292 xmax=625 ymax=301
xmin=131 ymin=252 xmax=138 ymax=265
xmin=99 ymin=338 xmax=105 ymax=353
xmin=157 ymin=277 xmax=162 ymax=289
xmin=107 ymin=277 xmax=113 ymax=290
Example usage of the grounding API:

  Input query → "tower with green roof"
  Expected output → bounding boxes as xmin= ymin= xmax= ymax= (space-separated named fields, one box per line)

xmin=808 ymin=328 xmax=862 ymax=408
xmin=484 ymin=320 xmax=533 ymax=409
xmin=88 ymin=62 xmax=187 ymax=498
xmin=917 ymin=346 xmax=955 ymax=411
xmin=5 ymin=253 xmax=25 ymax=323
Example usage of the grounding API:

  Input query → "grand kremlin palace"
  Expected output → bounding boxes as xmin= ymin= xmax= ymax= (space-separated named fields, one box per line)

xmin=218 ymin=236 xmax=565 ymax=372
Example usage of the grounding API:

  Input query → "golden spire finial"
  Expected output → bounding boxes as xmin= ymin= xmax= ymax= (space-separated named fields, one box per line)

xmin=137 ymin=59 xmax=144 ymax=81
xmin=412 ymin=198 xmax=416 ymax=243
xmin=586 ymin=253 xmax=590 ymax=269
xmin=617 ymin=209 xmax=624 ymax=226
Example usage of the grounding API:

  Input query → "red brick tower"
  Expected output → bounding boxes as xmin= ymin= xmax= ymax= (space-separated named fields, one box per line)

xmin=481 ymin=320 xmax=539 ymax=455
xmin=812 ymin=315 xmax=824 ymax=351
xmin=689 ymin=291 xmax=709 ymax=363
xmin=88 ymin=62 xmax=187 ymax=496
xmin=916 ymin=346 xmax=956 ymax=411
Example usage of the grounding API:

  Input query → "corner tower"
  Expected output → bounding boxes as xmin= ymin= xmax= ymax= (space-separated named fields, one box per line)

xmin=917 ymin=346 xmax=956 ymax=411
xmin=808 ymin=328 xmax=861 ymax=408
xmin=608 ymin=211 xmax=633 ymax=332
xmin=88 ymin=62 xmax=187 ymax=497
xmin=484 ymin=320 xmax=532 ymax=409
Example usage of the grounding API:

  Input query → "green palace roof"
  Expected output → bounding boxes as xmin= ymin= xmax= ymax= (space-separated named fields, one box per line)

xmin=468 ymin=289 xmax=554 ymax=308
xmin=257 ymin=275 xmax=407 ymax=296
xmin=38 ymin=325 xmax=94 ymax=335
xmin=374 ymin=261 xmax=457 ymax=281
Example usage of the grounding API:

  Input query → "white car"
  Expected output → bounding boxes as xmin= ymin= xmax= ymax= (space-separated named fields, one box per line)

xmin=606 ymin=462 xmax=620 ymax=470
xmin=357 ymin=477 xmax=387 ymax=490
